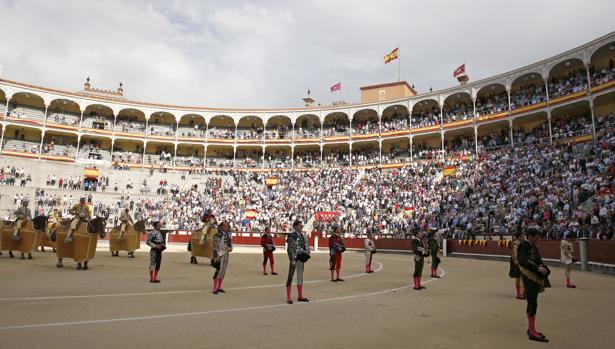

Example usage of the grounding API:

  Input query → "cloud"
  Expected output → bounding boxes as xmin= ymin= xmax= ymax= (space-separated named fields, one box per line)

xmin=0 ymin=0 xmax=613 ymax=109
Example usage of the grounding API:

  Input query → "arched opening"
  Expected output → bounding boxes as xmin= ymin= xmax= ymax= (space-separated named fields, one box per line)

xmin=477 ymin=121 xmax=510 ymax=152
xmin=411 ymin=99 xmax=440 ymax=129
xmin=178 ymin=114 xmax=206 ymax=139
xmin=112 ymin=139 xmax=143 ymax=168
xmin=2 ymin=125 xmax=41 ymax=155
xmin=548 ymin=58 xmax=588 ymax=99
xmin=382 ymin=138 xmax=409 ymax=164
xmin=551 ymin=101 xmax=592 ymax=141
xmin=208 ymin=115 xmax=235 ymax=139
xmin=206 ymin=145 xmax=234 ymax=167
xmin=476 ymin=84 xmax=508 ymax=116
xmin=78 ymin=135 xmax=112 ymax=163
xmin=352 ymin=109 xmax=379 ymax=135
xmin=176 ymin=144 xmax=204 ymax=171
xmin=82 ymin=104 xmax=114 ymax=132
xmin=237 ymin=116 xmax=264 ymax=140
xmin=47 ymin=99 xmax=81 ymax=129
xmin=0 ymin=88 xmax=7 ymax=117
xmin=443 ymin=92 xmax=473 ymax=123
xmin=293 ymin=145 xmax=321 ymax=168
xmin=265 ymin=115 xmax=292 ymax=140
xmin=351 ymin=141 xmax=380 ymax=165
xmin=323 ymin=112 xmax=350 ymax=137
xmin=236 ymin=145 xmax=263 ymax=168
xmin=590 ymin=41 xmax=615 ymax=86
xmin=294 ymin=114 xmax=321 ymax=139
xmin=510 ymin=73 xmax=546 ymax=110
xmin=7 ymin=92 xmax=46 ymax=125
xmin=144 ymin=141 xmax=174 ymax=168
xmin=116 ymin=108 xmax=146 ymax=136
xmin=41 ymin=130 xmax=78 ymax=159
xmin=412 ymin=133 xmax=442 ymax=160
xmin=512 ymin=112 xmax=549 ymax=147
xmin=265 ymin=145 xmax=291 ymax=168
xmin=443 ymin=128 xmax=474 ymax=156
xmin=323 ymin=143 xmax=350 ymax=167
xmin=593 ymin=91 xmax=615 ymax=131
xmin=381 ymin=105 xmax=409 ymax=132
xmin=148 ymin=112 xmax=176 ymax=138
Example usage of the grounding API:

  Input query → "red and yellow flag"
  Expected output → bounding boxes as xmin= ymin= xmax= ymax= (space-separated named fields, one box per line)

xmin=384 ymin=47 xmax=399 ymax=64
xmin=443 ymin=166 xmax=456 ymax=176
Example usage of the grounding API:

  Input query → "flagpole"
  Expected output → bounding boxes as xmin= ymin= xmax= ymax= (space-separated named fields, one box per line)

xmin=397 ymin=45 xmax=401 ymax=81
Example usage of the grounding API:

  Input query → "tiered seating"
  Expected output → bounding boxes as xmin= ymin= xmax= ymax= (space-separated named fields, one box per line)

xmin=177 ymin=125 xmax=205 ymax=138
xmin=7 ymin=106 xmax=45 ymax=124
xmin=46 ymin=112 xmax=80 ymax=127
xmin=81 ymin=114 xmax=113 ymax=130
xmin=115 ymin=120 xmax=146 ymax=134
xmin=41 ymin=143 xmax=76 ymax=157
xmin=2 ymin=139 xmax=40 ymax=154
xmin=147 ymin=123 xmax=176 ymax=137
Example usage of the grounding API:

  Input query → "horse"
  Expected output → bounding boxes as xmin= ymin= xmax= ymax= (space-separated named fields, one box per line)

xmin=55 ymin=216 xmax=107 ymax=270
xmin=32 ymin=215 xmax=57 ymax=253
xmin=0 ymin=219 xmax=43 ymax=260
xmin=110 ymin=220 xmax=146 ymax=258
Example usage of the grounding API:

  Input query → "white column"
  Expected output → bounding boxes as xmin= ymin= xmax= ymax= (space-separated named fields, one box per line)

xmin=38 ymin=130 xmax=45 ymax=159
xmin=544 ymin=78 xmax=553 ymax=144
xmin=42 ymin=104 xmax=49 ymax=128
xmin=75 ymin=135 xmax=81 ymax=160
xmin=509 ymin=119 xmax=514 ymax=148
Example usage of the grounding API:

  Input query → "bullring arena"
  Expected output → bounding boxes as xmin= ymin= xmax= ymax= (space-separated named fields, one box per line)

xmin=0 ymin=13 xmax=614 ymax=349
xmin=1 ymin=245 xmax=615 ymax=348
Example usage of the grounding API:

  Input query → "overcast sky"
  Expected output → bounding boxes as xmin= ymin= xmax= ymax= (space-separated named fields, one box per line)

xmin=0 ymin=0 xmax=613 ymax=109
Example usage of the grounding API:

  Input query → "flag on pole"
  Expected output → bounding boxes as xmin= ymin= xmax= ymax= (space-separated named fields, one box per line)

xmin=384 ymin=47 xmax=399 ymax=64
xmin=330 ymin=82 xmax=341 ymax=92
xmin=453 ymin=64 xmax=466 ymax=78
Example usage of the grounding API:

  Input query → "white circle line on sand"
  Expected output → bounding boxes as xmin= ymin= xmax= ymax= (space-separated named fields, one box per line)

xmin=0 ymin=268 xmax=445 ymax=331
xmin=0 ymin=257 xmax=383 ymax=302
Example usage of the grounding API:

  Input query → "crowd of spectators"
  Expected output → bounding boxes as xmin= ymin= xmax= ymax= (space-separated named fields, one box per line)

xmin=548 ymin=70 xmax=588 ymax=99
xmin=0 ymin=166 xmax=30 ymax=186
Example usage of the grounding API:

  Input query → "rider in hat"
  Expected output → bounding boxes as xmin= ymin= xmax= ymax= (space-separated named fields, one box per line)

xmin=118 ymin=208 xmax=134 ymax=240
xmin=66 ymin=197 xmax=91 ymax=242
xmin=12 ymin=200 xmax=32 ymax=240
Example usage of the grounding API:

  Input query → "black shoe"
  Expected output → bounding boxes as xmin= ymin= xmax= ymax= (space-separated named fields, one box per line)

xmin=56 ymin=263 xmax=63 ymax=268
xmin=153 ymin=280 xmax=161 ymax=283
xmin=83 ymin=264 xmax=89 ymax=270
xmin=528 ymin=333 xmax=549 ymax=342
xmin=286 ymin=300 xmax=293 ymax=304
xmin=28 ymin=254 xmax=33 ymax=260
xmin=150 ymin=280 xmax=157 ymax=283
xmin=566 ymin=284 xmax=576 ymax=288
xmin=271 ymin=272 xmax=278 ymax=275
xmin=212 ymin=290 xmax=218 ymax=294
xmin=217 ymin=289 xmax=225 ymax=293
xmin=413 ymin=287 xmax=422 ymax=291
xmin=331 ymin=279 xmax=337 ymax=282
xmin=263 ymin=272 xmax=268 ymax=275
xmin=9 ymin=252 xmax=14 ymax=258
xmin=297 ymin=298 xmax=309 ymax=302
xmin=335 ymin=278 xmax=345 ymax=282
xmin=76 ymin=264 xmax=82 ymax=270
xmin=420 ymin=286 xmax=426 ymax=289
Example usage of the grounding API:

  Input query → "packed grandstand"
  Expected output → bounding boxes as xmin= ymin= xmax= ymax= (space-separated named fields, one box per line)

xmin=0 ymin=32 xmax=613 ymax=241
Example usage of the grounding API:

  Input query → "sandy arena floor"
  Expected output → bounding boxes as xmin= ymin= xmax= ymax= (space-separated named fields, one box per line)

xmin=0 ymin=246 xmax=613 ymax=349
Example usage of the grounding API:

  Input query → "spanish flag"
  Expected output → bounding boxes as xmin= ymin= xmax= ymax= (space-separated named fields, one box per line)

xmin=245 ymin=209 xmax=257 ymax=220
xmin=265 ymin=177 xmax=279 ymax=186
xmin=443 ymin=166 xmax=456 ymax=176
xmin=384 ymin=47 xmax=399 ymax=64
